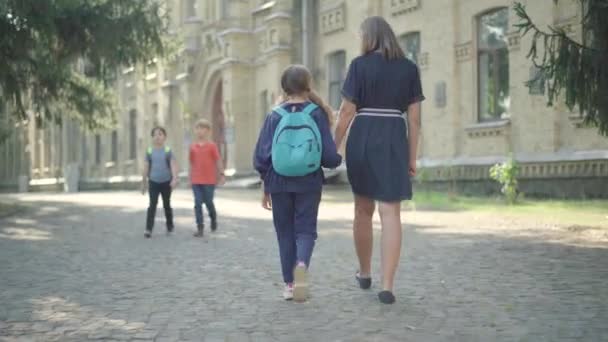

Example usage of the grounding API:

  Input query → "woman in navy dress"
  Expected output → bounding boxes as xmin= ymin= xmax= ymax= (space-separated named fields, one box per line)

xmin=334 ymin=16 xmax=424 ymax=304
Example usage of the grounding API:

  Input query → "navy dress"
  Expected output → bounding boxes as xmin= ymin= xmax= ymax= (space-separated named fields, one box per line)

xmin=341 ymin=52 xmax=425 ymax=202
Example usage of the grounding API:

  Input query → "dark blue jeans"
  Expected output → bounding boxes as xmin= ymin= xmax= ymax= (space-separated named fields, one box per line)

xmin=271 ymin=191 xmax=321 ymax=284
xmin=192 ymin=184 xmax=217 ymax=226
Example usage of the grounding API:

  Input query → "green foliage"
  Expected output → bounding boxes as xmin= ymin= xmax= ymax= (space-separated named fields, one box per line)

xmin=0 ymin=0 xmax=169 ymax=131
xmin=514 ymin=0 xmax=608 ymax=136
xmin=490 ymin=156 xmax=520 ymax=204
xmin=415 ymin=167 xmax=430 ymax=185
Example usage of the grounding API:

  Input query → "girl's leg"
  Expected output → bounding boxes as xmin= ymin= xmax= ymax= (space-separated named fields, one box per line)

xmin=271 ymin=193 xmax=296 ymax=284
xmin=293 ymin=191 xmax=322 ymax=267
xmin=160 ymin=181 xmax=174 ymax=230
xmin=377 ymin=201 xmax=402 ymax=292
xmin=353 ymin=195 xmax=375 ymax=277
xmin=146 ymin=181 xmax=161 ymax=233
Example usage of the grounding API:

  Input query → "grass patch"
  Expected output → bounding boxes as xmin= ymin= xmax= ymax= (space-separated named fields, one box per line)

xmin=408 ymin=191 xmax=608 ymax=227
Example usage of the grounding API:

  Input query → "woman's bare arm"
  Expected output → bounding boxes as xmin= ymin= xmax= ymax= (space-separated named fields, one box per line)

xmin=334 ymin=99 xmax=357 ymax=150
xmin=407 ymin=102 xmax=421 ymax=176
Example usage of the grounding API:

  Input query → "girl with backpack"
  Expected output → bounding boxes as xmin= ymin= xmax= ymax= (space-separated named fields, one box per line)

xmin=142 ymin=126 xmax=178 ymax=238
xmin=253 ymin=65 xmax=342 ymax=302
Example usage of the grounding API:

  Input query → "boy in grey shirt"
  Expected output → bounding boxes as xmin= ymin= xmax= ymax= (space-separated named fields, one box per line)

xmin=142 ymin=127 xmax=178 ymax=238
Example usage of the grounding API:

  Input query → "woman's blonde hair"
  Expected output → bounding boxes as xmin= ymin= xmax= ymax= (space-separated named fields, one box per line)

xmin=360 ymin=16 xmax=405 ymax=60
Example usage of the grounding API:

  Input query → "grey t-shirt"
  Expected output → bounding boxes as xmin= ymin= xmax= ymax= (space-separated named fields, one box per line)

xmin=148 ymin=147 xmax=173 ymax=183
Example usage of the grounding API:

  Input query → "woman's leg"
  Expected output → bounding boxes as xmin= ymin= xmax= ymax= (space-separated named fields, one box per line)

xmin=377 ymin=201 xmax=402 ymax=292
xmin=353 ymin=194 xmax=375 ymax=277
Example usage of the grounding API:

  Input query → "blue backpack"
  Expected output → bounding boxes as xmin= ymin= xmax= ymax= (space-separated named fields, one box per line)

xmin=271 ymin=103 xmax=322 ymax=177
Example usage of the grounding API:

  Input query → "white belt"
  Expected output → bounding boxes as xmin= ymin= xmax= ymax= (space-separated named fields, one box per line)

xmin=356 ymin=108 xmax=406 ymax=119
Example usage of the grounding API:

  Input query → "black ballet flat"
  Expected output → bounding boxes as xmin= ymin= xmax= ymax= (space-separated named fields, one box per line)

xmin=355 ymin=272 xmax=372 ymax=290
xmin=378 ymin=290 xmax=396 ymax=304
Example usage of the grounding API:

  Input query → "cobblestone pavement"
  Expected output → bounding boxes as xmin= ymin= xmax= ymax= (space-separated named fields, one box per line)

xmin=0 ymin=188 xmax=607 ymax=342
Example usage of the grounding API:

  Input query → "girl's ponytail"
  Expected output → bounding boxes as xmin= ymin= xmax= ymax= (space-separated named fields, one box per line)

xmin=309 ymin=90 xmax=336 ymax=127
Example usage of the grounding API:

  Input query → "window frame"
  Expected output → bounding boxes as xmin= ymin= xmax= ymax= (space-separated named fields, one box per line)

xmin=476 ymin=7 xmax=510 ymax=123
xmin=327 ymin=50 xmax=346 ymax=110
xmin=129 ymin=110 xmax=137 ymax=160
xmin=94 ymin=134 xmax=102 ymax=165
xmin=399 ymin=31 xmax=421 ymax=65
xmin=110 ymin=130 xmax=118 ymax=162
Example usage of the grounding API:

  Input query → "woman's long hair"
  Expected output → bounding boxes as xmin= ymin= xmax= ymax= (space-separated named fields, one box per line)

xmin=360 ymin=16 xmax=405 ymax=60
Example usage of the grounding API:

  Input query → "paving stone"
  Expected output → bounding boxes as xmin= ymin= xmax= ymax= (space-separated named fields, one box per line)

xmin=0 ymin=189 xmax=606 ymax=341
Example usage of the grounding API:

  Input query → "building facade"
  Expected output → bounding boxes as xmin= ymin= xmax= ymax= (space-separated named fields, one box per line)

xmin=1 ymin=0 xmax=607 ymax=197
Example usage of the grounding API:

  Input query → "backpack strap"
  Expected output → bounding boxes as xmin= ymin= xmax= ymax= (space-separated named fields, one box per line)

xmin=164 ymin=147 xmax=172 ymax=169
xmin=146 ymin=147 xmax=153 ymax=163
xmin=273 ymin=106 xmax=291 ymax=117
xmin=302 ymin=103 xmax=318 ymax=116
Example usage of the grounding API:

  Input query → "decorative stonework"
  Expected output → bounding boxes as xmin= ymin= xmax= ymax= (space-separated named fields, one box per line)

xmin=390 ymin=0 xmax=421 ymax=16
xmin=268 ymin=28 xmax=279 ymax=46
xmin=507 ymin=32 xmax=521 ymax=51
xmin=455 ymin=42 xmax=472 ymax=62
xmin=465 ymin=120 xmax=510 ymax=138
xmin=320 ymin=3 xmax=346 ymax=35
xmin=518 ymin=160 xmax=608 ymax=178
xmin=434 ymin=81 xmax=446 ymax=108
xmin=417 ymin=159 xmax=608 ymax=182
xmin=418 ymin=52 xmax=429 ymax=70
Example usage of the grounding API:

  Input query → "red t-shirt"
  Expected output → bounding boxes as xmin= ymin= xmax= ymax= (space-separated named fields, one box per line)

xmin=190 ymin=141 xmax=220 ymax=185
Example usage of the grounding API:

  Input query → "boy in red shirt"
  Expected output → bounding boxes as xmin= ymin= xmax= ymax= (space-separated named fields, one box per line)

xmin=190 ymin=119 xmax=225 ymax=237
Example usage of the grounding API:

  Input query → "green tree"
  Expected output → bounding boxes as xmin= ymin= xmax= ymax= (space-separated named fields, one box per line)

xmin=0 ymin=0 xmax=168 ymax=132
xmin=514 ymin=0 xmax=608 ymax=135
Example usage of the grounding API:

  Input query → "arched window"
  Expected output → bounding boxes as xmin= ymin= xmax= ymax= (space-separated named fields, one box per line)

xmin=477 ymin=8 xmax=510 ymax=121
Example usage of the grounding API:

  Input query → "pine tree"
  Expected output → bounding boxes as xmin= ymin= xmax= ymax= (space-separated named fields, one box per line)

xmin=0 ymin=0 xmax=169 ymax=132
xmin=514 ymin=0 xmax=608 ymax=136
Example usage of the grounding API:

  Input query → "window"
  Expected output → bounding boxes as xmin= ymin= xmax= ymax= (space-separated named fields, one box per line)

xmin=44 ymin=129 xmax=52 ymax=169
xmin=477 ymin=8 xmax=510 ymax=122
xmin=81 ymin=134 xmax=88 ymax=164
xmin=95 ymin=134 xmax=102 ymax=165
xmin=111 ymin=130 xmax=118 ymax=162
xmin=129 ymin=110 xmax=137 ymax=160
xmin=399 ymin=32 xmax=421 ymax=64
xmin=151 ymin=103 xmax=159 ymax=124
xmin=528 ymin=66 xmax=545 ymax=95
xmin=328 ymin=50 xmax=346 ymax=109
xmin=184 ymin=0 xmax=197 ymax=19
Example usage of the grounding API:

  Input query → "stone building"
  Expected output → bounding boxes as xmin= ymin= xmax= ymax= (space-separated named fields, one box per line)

xmin=1 ymin=0 xmax=607 ymax=197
